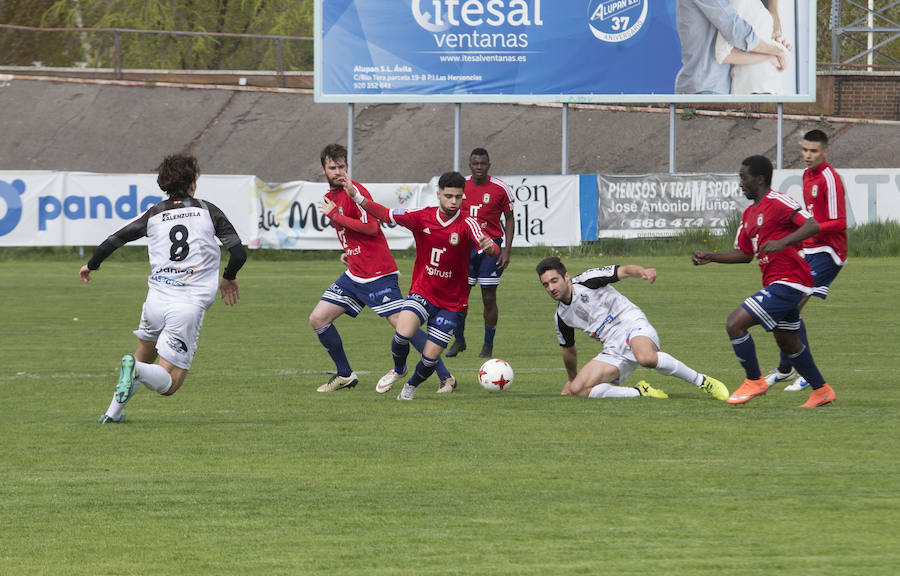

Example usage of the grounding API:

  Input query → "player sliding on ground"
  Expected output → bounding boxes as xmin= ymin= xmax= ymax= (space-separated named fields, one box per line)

xmin=536 ymin=257 xmax=729 ymax=400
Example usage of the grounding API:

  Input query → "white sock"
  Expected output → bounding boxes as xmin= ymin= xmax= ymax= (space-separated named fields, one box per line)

xmin=589 ymin=383 xmax=640 ymax=398
xmin=654 ymin=352 xmax=703 ymax=386
xmin=136 ymin=362 xmax=173 ymax=394
xmin=104 ymin=382 xmax=141 ymax=419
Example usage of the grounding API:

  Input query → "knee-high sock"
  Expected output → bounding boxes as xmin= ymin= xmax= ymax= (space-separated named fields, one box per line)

xmin=391 ymin=332 xmax=411 ymax=373
xmin=315 ymin=323 xmax=352 ymax=377
xmin=408 ymin=355 xmax=438 ymax=387
xmin=409 ymin=330 xmax=450 ymax=380
xmin=589 ymin=383 xmax=640 ymax=398
xmin=787 ymin=344 xmax=826 ymax=389
xmin=654 ymin=352 xmax=703 ymax=386
xmin=483 ymin=324 xmax=497 ymax=348
xmin=779 ymin=319 xmax=809 ymax=372
xmin=136 ymin=361 xmax=172 ymax=394
xmin=455 ymin=313 xmax=467 ymax=342
xmin=731 ymin=333 xmax=762 ymax=380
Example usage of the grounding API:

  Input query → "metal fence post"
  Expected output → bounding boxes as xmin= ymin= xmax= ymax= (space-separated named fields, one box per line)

xmin=114 ymin=30 xmax=122 ymax=79
xmin=275 ymin=38 xmax=284 ymax=87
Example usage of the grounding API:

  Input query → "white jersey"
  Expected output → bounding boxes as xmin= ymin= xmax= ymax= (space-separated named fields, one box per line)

xmin=554 ymin=266 xmax=647 ymax=346
xmin=91 ymin=197 xmax=242 ymax=309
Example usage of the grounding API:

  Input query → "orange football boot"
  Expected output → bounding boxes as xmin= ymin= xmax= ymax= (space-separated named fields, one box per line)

xmin=801 ymin=383 xmax=836 ymax=407
xmin=726 ymin=377 xmax=768 ymax=405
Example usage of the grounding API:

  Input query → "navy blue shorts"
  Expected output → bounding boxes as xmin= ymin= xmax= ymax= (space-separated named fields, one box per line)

xmin=320 ymin=273 xmax=404 ymax=318
xmin=468 ymin=238 xmax=504 ymax=287
xmin=402 ymin=293 xmax=461 ymax=347
xmin=805 ymin=251 xmax=843 ymax=299
xmin=741 ymin=282 xmax=809 ymax=332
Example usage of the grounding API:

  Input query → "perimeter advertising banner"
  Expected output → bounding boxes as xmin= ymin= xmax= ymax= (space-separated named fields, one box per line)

xmin=0 ymin=171 xmax=255 ymax=246
xmin=596 ymin=173 xmax=751 ymax=238
xmin=315 ymin=0 xmax=814 ymax=103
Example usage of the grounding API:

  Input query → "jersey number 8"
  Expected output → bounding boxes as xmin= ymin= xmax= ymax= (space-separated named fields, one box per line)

xmin=169 ymin=224 xmax=190 ymax=261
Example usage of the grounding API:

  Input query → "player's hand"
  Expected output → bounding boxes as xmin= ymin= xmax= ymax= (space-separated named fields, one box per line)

xmin=219 ymin=278 xmax=240 ymax=306
xmin=759 ymin=239 xmax=787 ymax=254
xmin=338 ymin=175 xmax=355 ymax=196
xmin=641 ymin=268 xmax=657 ymax=284
xmin=692 ymin=250 xmax=713 ymax=265
xmin=561 ymin=380 xmax=573 ymax=395
xmin=340 ymin=253 xmax=350 ymax=267
xmin=79 ymin=264 xmax=92 ymax=282
xmin=496 ymin=248 xmax=511 ymax=270
xmin=318 ymin=196 xmax=337 ymax=216
xmin=478 ymin=235 xmax=496 ymax=255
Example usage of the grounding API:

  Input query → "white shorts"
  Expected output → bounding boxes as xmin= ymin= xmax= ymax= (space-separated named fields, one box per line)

xmin=592 ymin=316 xmax=660 ymax=385
xmin=134 ymin=291 xmax=206 ymax=370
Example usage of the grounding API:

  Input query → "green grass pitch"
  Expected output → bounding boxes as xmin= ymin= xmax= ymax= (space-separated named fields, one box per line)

xmin=1 ymin=254 xmax=898 ymax=575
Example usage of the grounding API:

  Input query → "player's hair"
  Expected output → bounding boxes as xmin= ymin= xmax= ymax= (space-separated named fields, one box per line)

xmin=470 ymin=147 xmax=490 ymax=161
xmin=803 ymin=129 xmax=829 ymax=146
xmin=536 ymin=256 xmax=567 ymax=278
xmin=320 ymin=143 xmax=347 ymax=167
xmin=157 ymin=152 xmax=199 ymax=198
xmin=438 ymin=171 xmax=466 ymax=189
xmin=741 ymin=155 xmax=773 ymax=186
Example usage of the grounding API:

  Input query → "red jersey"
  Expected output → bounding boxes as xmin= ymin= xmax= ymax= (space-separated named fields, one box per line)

xmin=325 ymin=182 xmax=398 ymax=281
xmin=364 ymin=202 xmax=487 ymax=312
xmin=463 ymin=175 xmax=514 ymax=240
xmin=735 ymin=190 xmax=814 ymax=290
xmin=801 ymin=161 xmax=847 ymax=264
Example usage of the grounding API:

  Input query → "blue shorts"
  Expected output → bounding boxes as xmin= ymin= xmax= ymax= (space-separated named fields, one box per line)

xmin=741 ymin=283 xmax=807 ymax=332
xmin=320 ymin=273 xmax=404 ymax=318
xmin=805 ymin=251 xmax=843 ymax=299
xmin=468 ymin=238 xmax=504 ymax=287
xmin=402 ymin=293 xmax=461 ymax=347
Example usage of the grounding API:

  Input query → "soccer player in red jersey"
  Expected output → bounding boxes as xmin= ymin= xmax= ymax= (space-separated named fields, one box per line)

xmin=765 ymin=129 xmax=848 ymax=391
xmin=310 ymin=144 xmax=455 ymax=393
xmin=692 ymin=155 xmax=836 ymax=407
xmin=347 ymin=171 xmax=498 ymax=400
xmin=446 ymin=148 xmax=515 ymax=359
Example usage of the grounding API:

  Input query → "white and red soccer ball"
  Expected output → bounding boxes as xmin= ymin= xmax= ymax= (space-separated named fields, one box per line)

xmin=478 ymin=358 xmax=514 ymax=392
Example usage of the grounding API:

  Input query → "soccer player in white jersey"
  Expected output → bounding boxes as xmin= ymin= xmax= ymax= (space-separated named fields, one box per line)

xmin=80 ymin=153 xmax=247 ymax=423
xmin=536 ymin=257 xmax=729 ymax=401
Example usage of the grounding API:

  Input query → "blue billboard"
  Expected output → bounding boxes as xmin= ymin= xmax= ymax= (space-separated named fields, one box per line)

xmin=315 ymin=1 xmax=814 ymax=103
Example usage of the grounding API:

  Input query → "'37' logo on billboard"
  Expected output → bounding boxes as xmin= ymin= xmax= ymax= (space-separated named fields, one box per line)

xmin=588 ymin=0 xmax=647 ymax=43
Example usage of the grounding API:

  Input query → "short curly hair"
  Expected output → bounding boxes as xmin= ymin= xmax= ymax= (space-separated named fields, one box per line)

xmin=157 ymin=153 xmax=199 ymax=198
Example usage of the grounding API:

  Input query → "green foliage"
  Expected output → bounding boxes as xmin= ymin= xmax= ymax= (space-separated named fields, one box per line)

xmin=848 ymin=219 xmax=900 ymax=257
xmin=1 ymin=257 xmax=898 ymax=575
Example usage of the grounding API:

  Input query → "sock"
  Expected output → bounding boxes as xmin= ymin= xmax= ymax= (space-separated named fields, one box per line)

xmin=135 ymin=361 xmax=173 ymax=394
xmin=409 ymin=330 xmax=450 ymax=380
xmin=483 ymin=324 xmax=496 ymax=349
xmin=315 ymin=323 xmax=352 ymax=377
xmin=778 ymin=319 xmax=809 ymax=372
xmin=408 ymin=355 xmax=438 ymax=387
xmin=731 ymin=333 xmax=762 ymax=380
xmin=104 ymin=382 xmax=140 ymax=419
xmin=455 ymin=313 xmax=467 ymax=343
xmin=654 ymin=352 xmax=702 ymax=386
xmin=589 ymin=383 xmax=640 ymax=398
xmin=391 ymin=332 xmax=411 ymax=374
xmin=787 ymin=345 xmax=826 ymax=389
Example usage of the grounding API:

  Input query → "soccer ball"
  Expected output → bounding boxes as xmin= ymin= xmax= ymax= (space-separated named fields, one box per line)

xmin=477 ymin=358 xmax=514 ymax=392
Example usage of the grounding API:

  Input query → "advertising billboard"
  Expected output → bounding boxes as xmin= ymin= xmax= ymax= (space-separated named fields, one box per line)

xmin=315 ymin=1 xmax=815 ymax=103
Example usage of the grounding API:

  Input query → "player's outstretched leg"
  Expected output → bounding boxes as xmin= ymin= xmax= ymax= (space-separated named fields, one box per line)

xmin=98 ymin=354 xmax=138 ymax=423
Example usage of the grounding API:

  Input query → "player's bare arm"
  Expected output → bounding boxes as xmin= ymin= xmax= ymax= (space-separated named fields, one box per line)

xmin=760 ymin=218 xmax=821 ymax=254
xmin=497 ymin=208 xmax=515 ymax=269
xmin=617 ymin=264 xmax=656 ymax=284
xmin=692 ymin=249 xmax=754 ymax=266
xmin=561 ymin=345 xmax=578 ymax=395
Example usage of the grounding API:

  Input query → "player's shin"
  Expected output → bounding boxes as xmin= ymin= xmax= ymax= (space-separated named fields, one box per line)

xmin=408 ymin=355 xmax=438 ymax=387
xmin=731 ymin=333 xmax=762 ymax=380
xmin=391 ymin=332 xmax=411 ymax=373
xmin=787 ymin=345 xmax=826 ymax=389
xmin=136 ymin=361 xmax=173 ymax=394
xmin=654 ymin=352 xmax=701 ymax=385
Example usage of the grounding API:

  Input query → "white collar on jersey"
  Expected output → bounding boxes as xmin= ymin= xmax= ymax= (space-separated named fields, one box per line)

xmin=435 ymin=207 xmax=461 ymax=227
